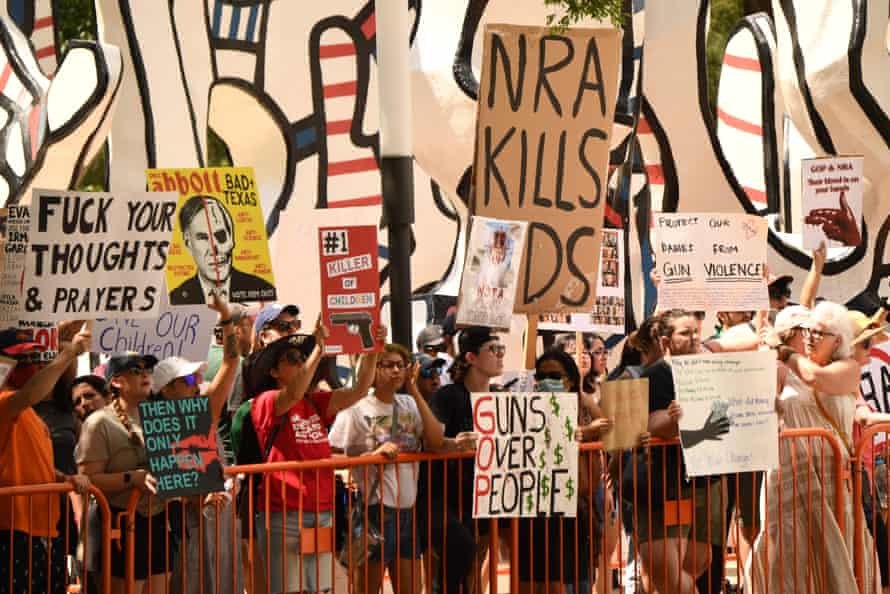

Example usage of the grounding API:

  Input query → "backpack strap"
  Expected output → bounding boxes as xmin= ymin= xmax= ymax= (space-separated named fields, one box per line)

xmin=263 ymin=417 xmax=286 ymax=462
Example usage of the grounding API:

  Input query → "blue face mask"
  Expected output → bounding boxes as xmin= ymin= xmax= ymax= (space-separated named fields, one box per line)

xmin=537 ymin=378 xmax=567 ymax=393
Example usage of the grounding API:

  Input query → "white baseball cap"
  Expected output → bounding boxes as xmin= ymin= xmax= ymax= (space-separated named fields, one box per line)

xmin=152 ymin=357 xmax=208 ymax=390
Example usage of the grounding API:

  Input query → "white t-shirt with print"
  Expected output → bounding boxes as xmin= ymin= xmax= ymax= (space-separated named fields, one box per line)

xmin=329 ymin=392 xmax=424 ymax=509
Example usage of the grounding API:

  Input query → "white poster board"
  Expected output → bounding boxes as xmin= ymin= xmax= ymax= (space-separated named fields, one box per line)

xmin=472 ymin=392 xmax=578 ymax=517
xmin=94 ymin=291 xmax=216 ymax=361
xmin=21 ymin=190 xmax=178 ymax=321
xmin=457 ymin=217 xmax=527 ymax=330
xmin=673 ymin=350 xmax=778 ymax=476
xmin=653 ymin=213 xmax=769 ymax=312
xmin=801 ymin=155 xmax=864 ymax=249
xmin=860 ymin=343 xmax=890 ymax=447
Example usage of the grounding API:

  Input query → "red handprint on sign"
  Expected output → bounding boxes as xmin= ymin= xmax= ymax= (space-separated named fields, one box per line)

xmin=803 ymin=191 xmax=862 ymax=247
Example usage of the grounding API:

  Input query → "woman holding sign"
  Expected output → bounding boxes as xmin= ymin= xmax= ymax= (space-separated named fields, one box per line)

xmin=150 ymin=293 xmax=241 ymax=594
xmin=748 ymin=301 xmax=877 ymax=592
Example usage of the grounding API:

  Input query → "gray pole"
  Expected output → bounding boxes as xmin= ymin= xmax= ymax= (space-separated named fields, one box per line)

xmin=377 ymin=0 xmax=414 ymax=349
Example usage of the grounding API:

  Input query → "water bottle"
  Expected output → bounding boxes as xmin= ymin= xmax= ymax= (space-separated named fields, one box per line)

xmin=875 ymin=458 xmax=888 ymax=511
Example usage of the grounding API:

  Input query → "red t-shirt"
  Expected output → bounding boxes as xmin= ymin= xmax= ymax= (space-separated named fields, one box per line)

xmin=251 ymin=390 xmax=335 ymax=512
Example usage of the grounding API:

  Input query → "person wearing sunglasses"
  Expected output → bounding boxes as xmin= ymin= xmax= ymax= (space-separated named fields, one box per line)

xmin=749 ymin=301 xmax=871 ymax=593
xmin=425 ymin=326 xmax=504 ymax=594
xmin=150 ymin=292 xmax=242 ymax=594
xmin=330 ymin=344 xmax=444 ymax=594
xmin=252 ymin=303 xmax=301 ymax=351
xmin=413 ymin=354 xmax=446 ymax=402
xmin=247 ymin=319 xmax=384 ymax=594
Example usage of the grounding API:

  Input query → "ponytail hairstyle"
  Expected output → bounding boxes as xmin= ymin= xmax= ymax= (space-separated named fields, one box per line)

xmin=448 ymin=353 xmax=471 ymax=383
xmin=108 ymin=381 xmax=142 ymax=446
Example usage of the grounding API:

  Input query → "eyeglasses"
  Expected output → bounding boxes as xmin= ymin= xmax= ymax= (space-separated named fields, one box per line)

xmin=266 ymin=319 xmax=300 ymax=333
xmin=801 ymin=327 xmax=836 ymax=341
xmin=175 ymin=373 xmax=200 ymax=387
xmin=484 ymin=344 xmax=506 ymax=356
xmin=280 ymin=350 xmax=306 ymax=366
xmin=534 ymin=371 xmax=565 ymax=381
xmin=378 ymin=361 xmax=407 ymax=371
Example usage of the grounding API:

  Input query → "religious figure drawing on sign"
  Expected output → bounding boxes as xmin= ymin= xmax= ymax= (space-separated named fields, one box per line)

xmin=170 ymin=195 xmax=275 ymax=305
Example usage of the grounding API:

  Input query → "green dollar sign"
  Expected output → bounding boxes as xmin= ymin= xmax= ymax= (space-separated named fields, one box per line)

xmin=541 ymin=476 xmax=550 ymax=499
xmin=554 ymin=444 xmax=564 ymax=465
xmin=539 ymin=450 xmax=546 ymax=469
xmin=564 ymin=416 xmax=574 ymax=440
xmin=550 ymin=393 xmax=560 ymax=417
xmin=544 ymin=426 xmax=552 ymax=448
xmin=527 ymin=493 xmax=534 ymax=513
xmin=566 ymin=478 xmax=575 ymax=500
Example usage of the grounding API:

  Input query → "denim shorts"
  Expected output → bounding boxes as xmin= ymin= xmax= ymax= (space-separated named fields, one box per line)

xmin=367 ymin=506 xmax=421 ymax=563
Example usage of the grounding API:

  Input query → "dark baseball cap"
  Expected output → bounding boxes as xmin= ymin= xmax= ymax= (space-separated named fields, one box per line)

xmin=458 ymin=326 xmax=499 ymax=355
xmin=105 ymin=354 xmax=159 ymax=380
xmin=254 ymin=303 xmax=300 ymax=337
xmin=414 ymin=353 xmax=446 ymax=371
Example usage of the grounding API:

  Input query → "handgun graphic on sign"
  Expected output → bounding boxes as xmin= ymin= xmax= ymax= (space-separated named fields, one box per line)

xmin=330 ymin=312 xmax=374 ymax=349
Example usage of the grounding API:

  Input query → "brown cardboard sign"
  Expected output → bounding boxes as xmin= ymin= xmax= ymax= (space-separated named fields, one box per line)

xmin=472 ymin=24 xmax=620 ymax=313
xmin=600 ymin=378 xmax=649 ymax=451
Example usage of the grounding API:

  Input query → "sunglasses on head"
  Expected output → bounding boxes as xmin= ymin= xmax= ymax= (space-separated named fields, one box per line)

xmin=534 ymin=371 xmax=565 ymax=381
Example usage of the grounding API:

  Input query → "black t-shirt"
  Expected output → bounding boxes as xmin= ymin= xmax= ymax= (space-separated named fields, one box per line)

xmin=640 ymin=359 xmax=685 ymax=498
xmin=33 ymin=401 xmax=78 ymax=475
xmin=429 ymin=382 xmax=475 ymax=516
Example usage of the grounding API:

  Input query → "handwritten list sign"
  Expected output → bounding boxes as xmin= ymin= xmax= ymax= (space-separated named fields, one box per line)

xmin=653 ymin=213 xmax=768 ymax=311
xmin=673 ymin=351 xmax=778 ymax=476
xmin=472 ymin=392 xmax=578 ymax=517
xmin=599 ymin=378 xmax=648 ymax=451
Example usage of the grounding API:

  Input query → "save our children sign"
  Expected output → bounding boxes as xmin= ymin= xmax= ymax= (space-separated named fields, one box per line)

xmin=471 ymin=24 xmax=620 ymax=313
xmin=472 ymin=392 xmax=578 ymax=518
xmin=20 ymin=190 xmax=177 ymax=321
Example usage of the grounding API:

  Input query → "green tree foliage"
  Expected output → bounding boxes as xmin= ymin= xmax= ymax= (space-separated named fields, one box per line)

xmin=706 ymin=0 xmax=745 ymax=113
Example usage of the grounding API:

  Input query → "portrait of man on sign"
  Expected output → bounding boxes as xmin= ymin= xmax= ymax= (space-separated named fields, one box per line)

xmin=169 ymin=195 xmax=275 ymax=305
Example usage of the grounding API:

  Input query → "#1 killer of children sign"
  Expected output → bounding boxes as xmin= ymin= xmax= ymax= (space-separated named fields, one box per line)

xmin=318 ymin=225 xmax=383 ymax=355
xmin=472 ymin=392 xmax=578 ymax=518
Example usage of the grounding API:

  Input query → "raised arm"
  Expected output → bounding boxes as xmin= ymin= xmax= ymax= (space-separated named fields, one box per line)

xmin=326 ymin=325 xmax=387 ymax=416
xmin=205 ymin=293 xmax=239 ymax=423
xmin=2 ymin=328 xmax=89 ymax=420
xmin=779 ymin=347 xmax=859 ymax=395
xmin=799 ymin=242 xmax=826 ymax=309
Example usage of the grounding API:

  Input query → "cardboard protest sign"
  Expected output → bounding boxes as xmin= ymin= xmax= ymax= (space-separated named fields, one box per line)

xmin=801 ymin=155 xmax=863 ymax=249
xmin=653 ymin=213 xmax=769 ymax=312
xmin=318 ymin=225 xmax=382 ymax=355
xmin=147 ymin=167 xmax=276 ymax=305
xmin=457 ymin=216 xmax=528 ymax=330
xmin=139 ymin=396 xmax=224 ymax=497
xmin=673 ymin=351 xmax=778 ymax=476
xmin=472 ymin=24 xmax=620 ymax=313
xmin=95 ymin=291 xmax=216 ymax=361
xmin=599 ymin=378 xmax=648 ymax=451
xmin=472 ymin=392 xmax=578 ymax=517
xmin=0 ymin=205 xmax=29 ymax=320
xmin=21 ymin=190 xmax=177 ymax=321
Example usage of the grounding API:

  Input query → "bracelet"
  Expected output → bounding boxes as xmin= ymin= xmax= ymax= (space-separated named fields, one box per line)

xmin=218 ymin=318 xmax=233 ymax=326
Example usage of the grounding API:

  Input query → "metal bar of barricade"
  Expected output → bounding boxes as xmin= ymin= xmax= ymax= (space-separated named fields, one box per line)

xmin=852 ymin=422 xmax=890 ymax=594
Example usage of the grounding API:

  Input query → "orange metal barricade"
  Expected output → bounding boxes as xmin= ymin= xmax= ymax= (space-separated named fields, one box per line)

xmin=109 ymin=428 xmax=853 ymax=594
xmin=852 ymin=422 xmax=890 ymax=594
xmin=0 ymin=483 xmax=112 ymax=594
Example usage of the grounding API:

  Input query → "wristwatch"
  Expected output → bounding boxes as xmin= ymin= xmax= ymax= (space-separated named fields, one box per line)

xmin=123 ymin=472 xmax=132 ymax=484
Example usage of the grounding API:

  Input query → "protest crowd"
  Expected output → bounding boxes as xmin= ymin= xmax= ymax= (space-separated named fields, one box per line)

xmin=0 ymin=17 xmax=887 ymax=594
